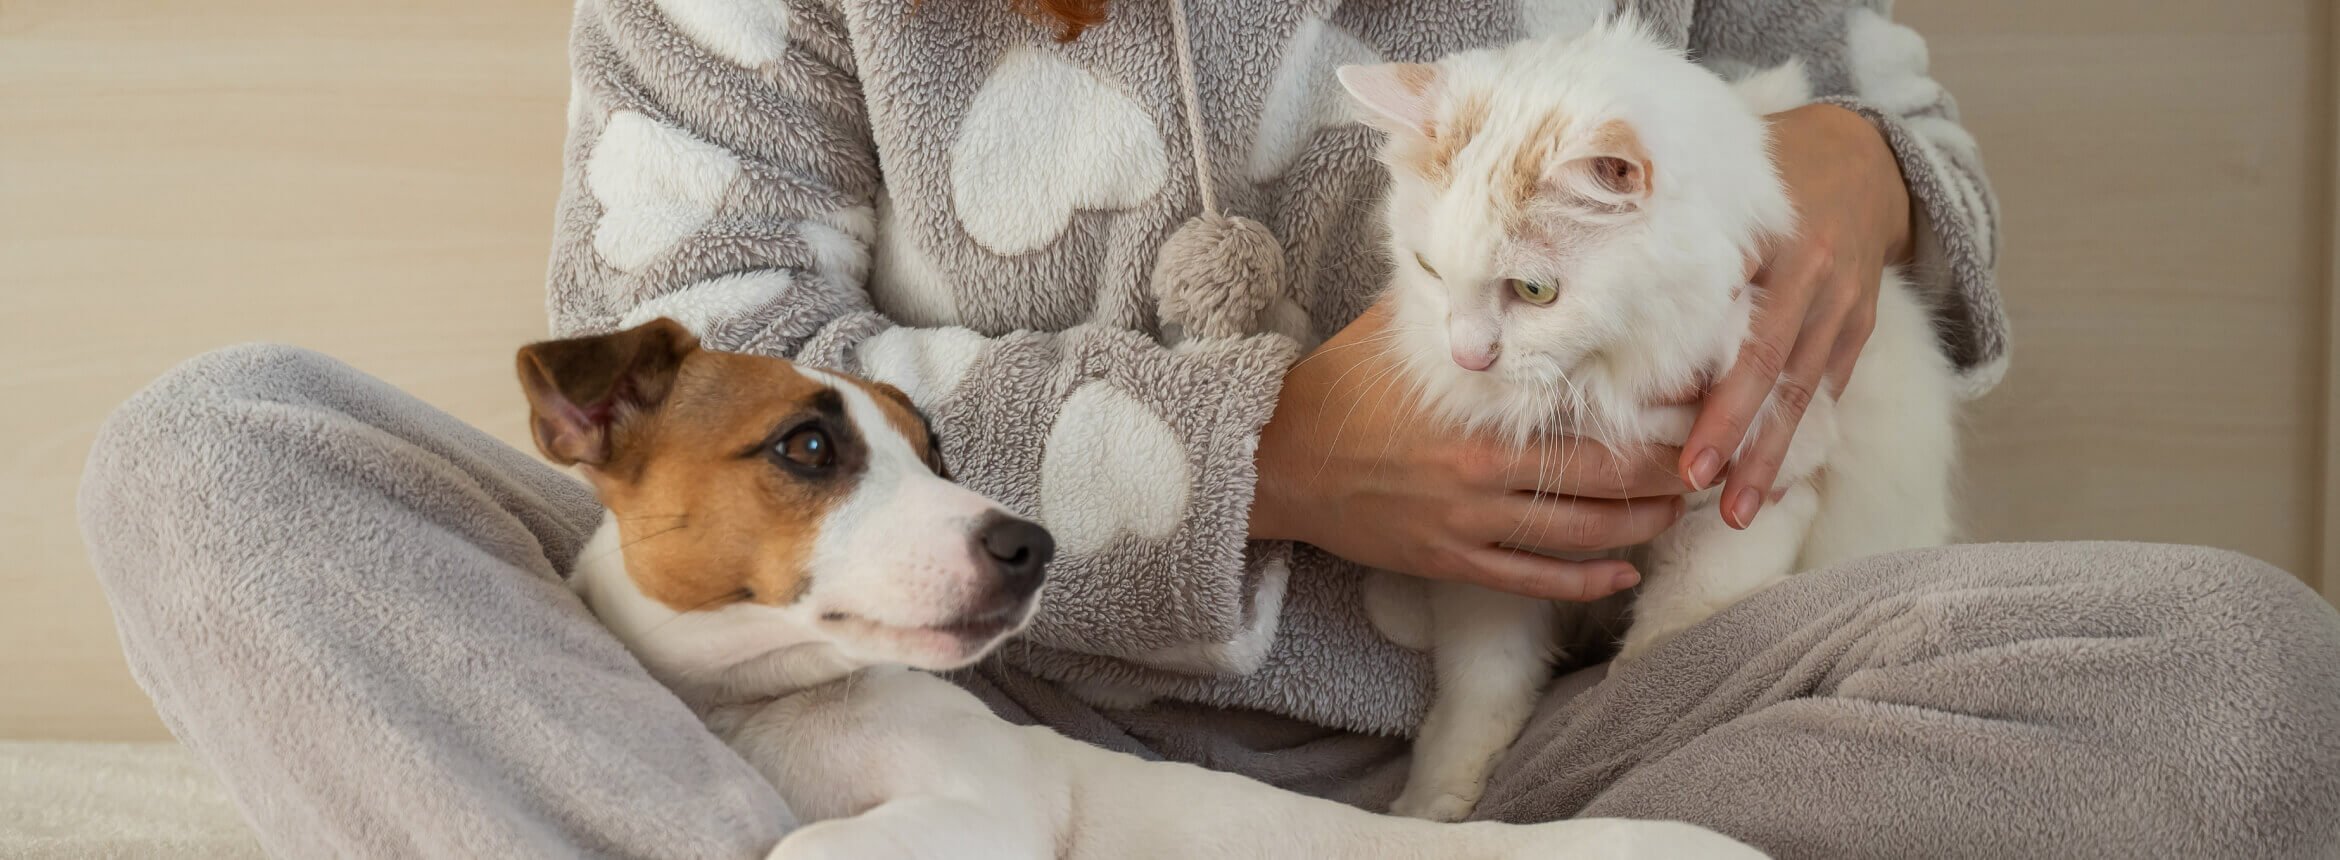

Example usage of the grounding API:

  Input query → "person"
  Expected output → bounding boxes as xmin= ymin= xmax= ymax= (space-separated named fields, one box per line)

xmin=79 ymin=0 xmax=2340 ymax=857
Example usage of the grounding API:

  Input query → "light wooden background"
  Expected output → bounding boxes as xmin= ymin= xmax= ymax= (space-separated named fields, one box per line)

xmin=2 ymin=0 xmax=2334 ymax=741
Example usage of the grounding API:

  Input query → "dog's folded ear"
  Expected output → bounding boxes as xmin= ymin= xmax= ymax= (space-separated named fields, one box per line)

xmin=515 ymin=317 xmax=700 ymax=467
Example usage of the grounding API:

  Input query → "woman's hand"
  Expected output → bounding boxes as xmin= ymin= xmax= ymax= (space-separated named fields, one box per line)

xmin=1680 ymin=103 xmax=1915 ymax=529
xmin=1249 ymin=302 xmax=1688 ymax=602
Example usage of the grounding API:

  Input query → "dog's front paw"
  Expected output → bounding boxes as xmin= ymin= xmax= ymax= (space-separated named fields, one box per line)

xmin=768 ymin=819 xmax=917 ymax=860
xmin=1389 ymin=783 xmax=1483 ymax=822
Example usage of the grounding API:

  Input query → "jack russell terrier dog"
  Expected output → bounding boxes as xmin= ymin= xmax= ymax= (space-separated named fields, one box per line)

xmin=516 ymin=318 xmax=1762 ymax=859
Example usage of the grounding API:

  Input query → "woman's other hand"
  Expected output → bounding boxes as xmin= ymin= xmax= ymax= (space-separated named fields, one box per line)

xmin=1680 ymin=103 xmax=1915 ymax=530
xmin=1249 ymin=303 xmax=1688 ymax=601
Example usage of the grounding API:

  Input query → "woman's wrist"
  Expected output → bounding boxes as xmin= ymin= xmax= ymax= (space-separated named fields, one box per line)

xmin=1247 ymin=313 xmax=1370 ymax=546
xmin=1822 ymin=103 xmax=1917 ymax=266
xmin=1777 ymin=103 xmax=1917 ymax=267
xmin=1877 ymin=123 xmax=1917 ymax=266
xmin=1246 ymin=468 xmax=1291 ymax=543
xmin=1246 ymin=384 xmax=1303 ymax=543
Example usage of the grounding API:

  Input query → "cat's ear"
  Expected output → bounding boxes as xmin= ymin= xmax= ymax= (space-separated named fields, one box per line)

xmin=1550 ymin=120 xmax=1655 ymax=212
xmin=1338 ymin=63 xmax=1442 ymax=137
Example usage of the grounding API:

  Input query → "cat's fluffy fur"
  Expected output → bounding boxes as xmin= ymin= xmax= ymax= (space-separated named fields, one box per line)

xmin=1338 ymin=20 xmax=1958 ymax=821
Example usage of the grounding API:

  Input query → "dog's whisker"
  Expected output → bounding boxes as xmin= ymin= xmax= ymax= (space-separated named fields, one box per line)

xmin=620 ymin=521 xmax=691 ymax=551
xmin=632 ymin=587 xmax=750 ymax=642
xmin=571 ymin=520 xmax=690 ymax=570
xmin=578 ymin=520 xmax=695 ymax=572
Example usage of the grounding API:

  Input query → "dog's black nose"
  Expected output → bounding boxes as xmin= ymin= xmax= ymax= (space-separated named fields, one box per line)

xmin=974 ymin=514 xmax=1053 ymax=595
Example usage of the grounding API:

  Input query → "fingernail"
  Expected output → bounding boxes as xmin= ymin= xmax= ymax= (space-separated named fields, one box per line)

xmin=1686 ymin=449 xmax=1723 ymax=490
xmin=1611 ymin=568 xmax=1640 ymax=591
xmin=1729 ymin=487 xmax=1762 ymax=528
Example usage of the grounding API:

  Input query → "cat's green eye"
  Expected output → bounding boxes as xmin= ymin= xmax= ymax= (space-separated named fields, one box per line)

xmin=1414 ymin=253 xmax=1440 ymax=279
xmin=1511 ymin=278 xmax=1558 ymax=305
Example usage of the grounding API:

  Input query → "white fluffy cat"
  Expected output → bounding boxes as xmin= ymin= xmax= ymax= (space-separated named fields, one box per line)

xmin=1336 ymin=21 xmax=1958 ymax=821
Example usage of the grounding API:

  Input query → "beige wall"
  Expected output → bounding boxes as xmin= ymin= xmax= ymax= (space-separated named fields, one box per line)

xmin=1900 ymin=1 xmax=2335 ymax=579
xmin=2 ymin=0 xmax=2333 ymax=741
xmin=2327 ymin=0 xmax=2340 ymax=605
xmin=2 ymin=0 xmax=566 ymax=740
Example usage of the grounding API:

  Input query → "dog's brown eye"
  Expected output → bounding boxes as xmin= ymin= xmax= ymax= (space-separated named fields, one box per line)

xmin=777 ymin=427 xmax=833 ymax=468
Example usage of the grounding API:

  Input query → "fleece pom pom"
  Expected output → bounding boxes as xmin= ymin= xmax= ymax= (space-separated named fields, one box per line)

xmin=1151 ymin=212 xmax=1287 ymax=341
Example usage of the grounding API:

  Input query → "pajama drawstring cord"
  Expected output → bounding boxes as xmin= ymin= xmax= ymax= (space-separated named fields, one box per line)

xmin=1148 ymin=0 xmax=1291 ymax=343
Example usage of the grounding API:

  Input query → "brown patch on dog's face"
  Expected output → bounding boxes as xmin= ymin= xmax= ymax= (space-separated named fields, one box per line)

xmin=600 ymin=354 xmax=869 ymax=613
xmin=518 ymin=323 xmax=870 ymax=614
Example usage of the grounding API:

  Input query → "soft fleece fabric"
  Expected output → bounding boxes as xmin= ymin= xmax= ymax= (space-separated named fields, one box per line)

xmin=546 ymin=0 xmax=2006 ymax=734
xmin=76 ymin=0 xmax=2340 ymax=856
xmin=81 ymin=346 xmax=2340 ymax=858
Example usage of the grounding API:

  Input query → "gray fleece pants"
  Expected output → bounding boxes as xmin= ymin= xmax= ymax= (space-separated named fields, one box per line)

xmin=79 ymin=345 xmax=2340 ymax=859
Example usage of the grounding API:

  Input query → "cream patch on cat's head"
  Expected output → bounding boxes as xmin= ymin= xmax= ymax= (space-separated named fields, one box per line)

xmin=1341 ymin=18 xmax=1801 ymax=444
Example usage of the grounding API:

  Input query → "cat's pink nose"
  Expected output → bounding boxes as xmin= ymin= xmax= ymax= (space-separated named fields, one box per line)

xmin=1451 ymin=344 xmax=1497 ymax=372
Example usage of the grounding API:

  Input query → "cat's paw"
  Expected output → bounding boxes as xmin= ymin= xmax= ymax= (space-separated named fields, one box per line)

xmin=1617 ymin=594 xmax=1730 ymax=664
xmin=1614 ymin=617 xmax=1698 ymax=665
xmin=1390 ymin=784 xmax=1483 ymax=822
xmin=1361 ymin=571 xmax=1432 ymax=651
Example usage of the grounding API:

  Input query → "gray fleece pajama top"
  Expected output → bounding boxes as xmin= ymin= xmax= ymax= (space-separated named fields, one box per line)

xmin=75 ymin=0 xmax=2340 ymax=858
xmin=547 ymin=0 xmax=2005 ymax=736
